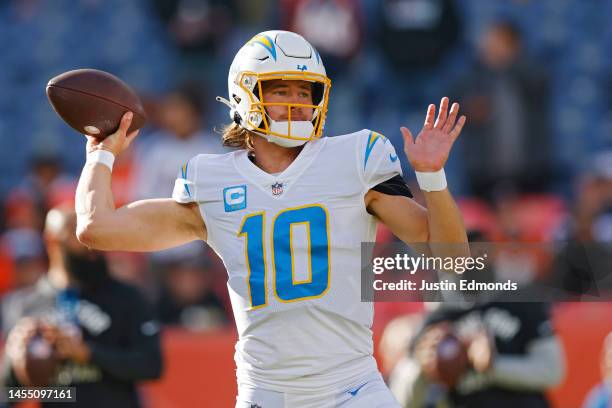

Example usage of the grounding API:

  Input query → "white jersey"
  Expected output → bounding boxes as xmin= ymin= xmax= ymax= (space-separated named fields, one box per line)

xmin=172 ymin=129 xmax=402 ymax=394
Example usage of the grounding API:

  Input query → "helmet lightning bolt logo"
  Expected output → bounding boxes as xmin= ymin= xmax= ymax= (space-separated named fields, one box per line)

xmin=247 ymin=34 xmax=277 ymax=61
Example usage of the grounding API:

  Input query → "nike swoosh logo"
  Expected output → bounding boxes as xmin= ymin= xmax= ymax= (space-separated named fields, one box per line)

xmin=348 ymin=382 xmax=367 ymax=397
xmin=389 ymin=154 xmax=398 ymax=162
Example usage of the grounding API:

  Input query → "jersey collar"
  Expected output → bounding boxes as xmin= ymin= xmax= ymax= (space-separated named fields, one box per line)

xmin=233 ymin=137 xmax=326 ymax=198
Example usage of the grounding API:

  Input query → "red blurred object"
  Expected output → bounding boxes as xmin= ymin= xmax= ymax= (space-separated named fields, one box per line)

xmin=457 ymin=197 xmax=500 ymax=239
xmin=143 ymin=328 xmax=238 ymax=408
xmin=548 ymin=302 xmax=612 ymax=408
xmin=0 ymin=246 xmax=15 ymax=295
xmin=509 ymin=194 xmax=567 ymax=242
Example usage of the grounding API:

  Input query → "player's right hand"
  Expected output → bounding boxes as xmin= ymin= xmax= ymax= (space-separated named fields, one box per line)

xmin=5 ymin=318 xmax=39 ymax=386
xmin=6 ymin=318 xmax=38 ymax=361
xmin=414 ymin=323 xmax=449 ymax=380
xmin=85 ymin=111 xmax=140 ymax=156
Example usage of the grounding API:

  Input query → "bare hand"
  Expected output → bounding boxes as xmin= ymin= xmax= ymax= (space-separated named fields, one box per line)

xmin=466 ymin=329 xmax=495 ymax=373
xmin=86 ymin=111 xmax=139 ymax=156
xmin=39 ymin=323 xmax=91 ymax=364
xmin=5 ymin=318 xmax=39 ymax=386
xmin=401 ymin=97 xmax=466 ymax=172
xmin=414 ymin=323 xmax=451 ymax=381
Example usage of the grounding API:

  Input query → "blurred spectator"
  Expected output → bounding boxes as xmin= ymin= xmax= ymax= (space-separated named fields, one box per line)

xmin=133 ymin=82 xmax=226 ymax=200
xmin=582 ymin=332 xmax=612 ymax=408
xmin=549 ymin=151 xmax=612 ymax=297
xmin=375 ymin=0 xmax=461 ymax=72
xmin=452 ymin=20 xmax=554 ymax=200
xmin=491 ymin=193 xmax=567 ymax=243
xmin=156 ymin=258 xmax=229 ymax=331
xmin=131 ymin=82 xmax=227 ymax=286
xmin=281 ymin=0 xmax=365 ymax=76
xmin=1 ymin=228 xmax=46 ymax=289
xmin=150 ymin=0 xmax=238 ymax=78
xmin=565 ymin=151 xmax=612 ymax=243
xmin=3 ymin=190 xmax=43 ymax=232
xmin=1 ymin=206 xmax=162 ymax=408
xmin=235 ymin=0 xmax=278 ymax=32
xmin=105 ymin=251 xmax=152 ymax=295
xmin=389 ymin=302 xmax=565 ymax=408
xmin=21 ymin=154 xmax=76 ymax=214
xmin=361 ymin=0 xmax=462 ymax=140
xmin=3 ymin=154 xmax=77 ymax=232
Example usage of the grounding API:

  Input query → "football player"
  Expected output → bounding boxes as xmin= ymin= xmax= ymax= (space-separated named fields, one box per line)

xmin=75 ymin=31 xmax=468 ymax=407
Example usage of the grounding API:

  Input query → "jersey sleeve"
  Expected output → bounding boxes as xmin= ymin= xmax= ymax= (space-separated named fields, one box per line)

xmin=172 ymin=155 xmax=199 ymax=204
xmin=358 ymin=130 xmax=403 ymax=190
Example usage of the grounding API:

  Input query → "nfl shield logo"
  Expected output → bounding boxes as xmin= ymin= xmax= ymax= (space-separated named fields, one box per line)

xmin=271 ymin=182 xmax=284 ymax=196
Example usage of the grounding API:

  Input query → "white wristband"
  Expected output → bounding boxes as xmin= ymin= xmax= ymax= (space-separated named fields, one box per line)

xmin=415 ymin=168 xmax=447 ymax=192
xmin=87 ymin=150 xmax=115 ymax=172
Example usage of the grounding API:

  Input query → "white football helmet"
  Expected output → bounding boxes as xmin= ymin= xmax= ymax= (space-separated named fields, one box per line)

xmin=218 ymin=30 xmax=331 ymax=148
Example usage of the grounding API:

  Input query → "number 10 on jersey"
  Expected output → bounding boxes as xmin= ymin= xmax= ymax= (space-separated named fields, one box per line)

xmin=238 ymin=204 xmax=331 ymax=309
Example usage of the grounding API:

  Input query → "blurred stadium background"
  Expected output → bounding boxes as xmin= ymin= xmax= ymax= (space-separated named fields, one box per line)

xmin=1 ymin=0 xmax=612 ymax=407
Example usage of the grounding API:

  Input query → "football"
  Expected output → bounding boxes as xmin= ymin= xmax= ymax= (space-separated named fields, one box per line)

xmin=435 ymin=332 xmax=469 ymax=387
xmin=46 ymin=69 xmax=146 ymax=138
xmin=24 ymin=335 xmax=61 ymax=387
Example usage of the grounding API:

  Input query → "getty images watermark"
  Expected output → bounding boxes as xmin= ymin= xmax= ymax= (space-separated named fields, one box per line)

xmin=360 ymin=242 xmax=612 ymax=303
xmin=371 ymin=252 xmax=517 ymax=292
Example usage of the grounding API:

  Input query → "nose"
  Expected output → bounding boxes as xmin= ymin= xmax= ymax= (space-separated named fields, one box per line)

xmin=289 ymin=105 xmax=308 ymax=121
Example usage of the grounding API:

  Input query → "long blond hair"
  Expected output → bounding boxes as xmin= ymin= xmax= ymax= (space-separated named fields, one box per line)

xmin=219 ymin=123 xmax=254 ymax=151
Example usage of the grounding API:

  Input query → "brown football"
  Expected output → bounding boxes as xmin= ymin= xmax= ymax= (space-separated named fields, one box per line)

xmin=435 ymin=333 xmax=469 ymax=387
xmin=46 ymin=69 xmax=146 ymax=138
xmin=24 ymin=335 xmax=61 ymax=387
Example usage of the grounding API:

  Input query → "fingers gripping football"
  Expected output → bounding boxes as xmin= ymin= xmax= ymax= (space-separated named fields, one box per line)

xmin=86 ymin=111 xmax=140 ymax=156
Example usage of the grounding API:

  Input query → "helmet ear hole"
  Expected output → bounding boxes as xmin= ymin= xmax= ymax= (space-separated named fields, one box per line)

xmin=312 ymin=83 xmax=324 ymax=105
xmin=233 ymin=111 xmax=242 ymax=125
xmin=255 ymin=81 xmax=264 ymax=100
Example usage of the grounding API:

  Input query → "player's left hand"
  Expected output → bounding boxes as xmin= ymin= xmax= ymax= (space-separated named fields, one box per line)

xmin=401 ymin=97 xmax=466 ymax=172
xmin=41 ymin=323 xmax=91 ymax=364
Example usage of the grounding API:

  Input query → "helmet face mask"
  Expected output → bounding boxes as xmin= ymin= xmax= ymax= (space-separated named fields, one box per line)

xmin=225 ymin=31 xmax=331 ymax=148
xmin=240 ymin=71 xmax=330 ymax=145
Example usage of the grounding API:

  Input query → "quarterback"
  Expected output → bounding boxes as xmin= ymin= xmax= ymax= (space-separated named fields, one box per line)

xmin=75 ymin=31 xmax=467 ymax=407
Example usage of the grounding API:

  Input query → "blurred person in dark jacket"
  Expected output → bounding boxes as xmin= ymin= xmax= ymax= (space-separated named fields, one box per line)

xmin=282 ymin=0 xmax=365 ymax=76
xmin=452 ymin=20 xmax=554 ymax=200
xmin=18 ymin=153 xmax=77 ymax=219
xmin=390 ymin=301 xmax=565 ymax=408
xmin=150 ymin=0 xmax=238 ymax=79
xmin=156 ymin=257 xmax=229 ymax=331
xmin=389 ymin=225 xmax=565 ymax=408
xmin=375 ymin=0 xmax=461 ymax=72
xmin=549 ymin=151 xmax=612 ymax=297
xmin=1 ymin=206 xmax=162 ymax=408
